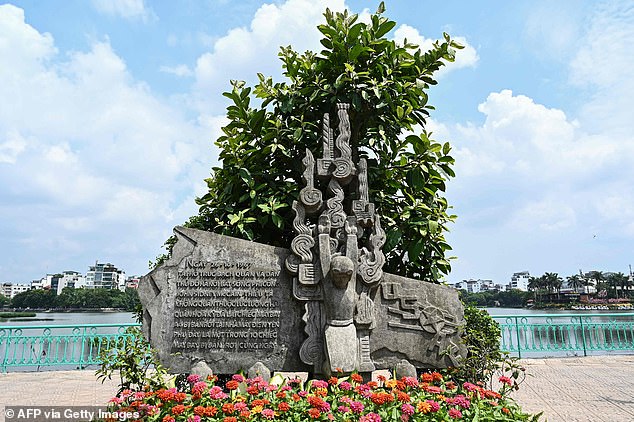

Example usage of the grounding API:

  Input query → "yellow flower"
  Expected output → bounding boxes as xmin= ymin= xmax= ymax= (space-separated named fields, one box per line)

xmin=417 ymin=401 xmax=432 ymax=414
xmin=385 ymin=379 xmax=398 ymax=389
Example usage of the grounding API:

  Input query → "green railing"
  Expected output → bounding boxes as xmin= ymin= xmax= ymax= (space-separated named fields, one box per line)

xmin=492 ymin=313 xmax=634 ymax=358
xmin=0 ymin=323 xmax=141 ymax=371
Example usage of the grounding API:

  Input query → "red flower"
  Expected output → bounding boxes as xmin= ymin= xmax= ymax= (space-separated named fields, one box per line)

xmin=162 ymin=416 xmax=175 ymax=422
xmin=328 ymin=376 xmax=338 ymax=385
xmin=171 ymin=405 xmax=186 ymax=415
xmin=278 ymin=402 xmax=290 ymax=412
xmin=308 ymin=408 xmax=321 ymax=419
xmin=226 ymin=380 xmax=240 ymax=390
xmin=224 ymin=417 xmax=238 ymax=422
xmin=222 ymin=403 xmax=235 ymax=414
xmin=350 ymin=373 xmax=363 ymax=383
xmin=499 ymin=376 xmax=513 ymax=386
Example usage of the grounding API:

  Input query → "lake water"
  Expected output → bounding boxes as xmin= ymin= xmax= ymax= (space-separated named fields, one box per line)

xmin=485 ymin=307 xmax=634 ymax=358
xmin=0 ymin=311 xmax=136 ymax=327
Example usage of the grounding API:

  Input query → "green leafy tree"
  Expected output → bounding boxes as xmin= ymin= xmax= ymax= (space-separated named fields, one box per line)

xmin=0 ymin=294 xmax=9 ymax=308
xmin=566 ymin=274 xmax=583 ymax=294
xmin=169 ymin=3 xmax=463 ymax=282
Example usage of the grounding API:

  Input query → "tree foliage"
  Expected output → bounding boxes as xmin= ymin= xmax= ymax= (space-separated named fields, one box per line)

xmin=175 ymin=4 xmax=462 ymax=281
xmin=10 ymin=287 xmax=140 ymax=311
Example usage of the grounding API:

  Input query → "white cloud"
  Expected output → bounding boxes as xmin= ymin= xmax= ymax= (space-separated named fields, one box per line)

xmin=393 ymin=24 xmax=479 ymax=78
xmin=92 ymin=0 xmax=156 ymax=22
xmin=0 ymin=5 xmax=210 ymax=280
xmin=0 ymin=130 xmax=28 ymax=164
xmin=160 ymin=64 xmax=193 ymax=78
xmin=192 ymin=0 xmax=346 ymax=113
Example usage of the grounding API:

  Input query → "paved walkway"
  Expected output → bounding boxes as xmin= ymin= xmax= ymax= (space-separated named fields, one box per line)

xmin=1 ymin=356 xmax=634 ymax=421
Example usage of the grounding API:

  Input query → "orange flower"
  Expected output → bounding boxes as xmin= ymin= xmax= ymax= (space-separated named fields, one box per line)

xmin=502 ymin=407 xmax=510 ymax=415
xmin=421 ymin=373 xmax=434 ymax=383
xmin=350 ymin=373 xmax=363 ymax=383
xmin=308 ymin=408 xmax=321 ymax=419
xmin=222 ymin=403 xmax=235 ymax=414
xmin=377 ymin=375 xmax=387 ymax=382
xmin=385 ymin=379 xmax=398 ymax=389
xmin=276 ymin=391 xmax=287 ymax=399
xmin=194 ymin=406 xmax=206 ymax=416
xmin=328 ymin=376 xmax=338 ymax=385
xmin=417 ymin=401 xmax=432 ymax=414
xmin=172 ymin=405 xmax=186 ymax=415
xmin=314 ymin=388 xmax=328 ymax=397
xmin=204 ymin=406 xmax=218 ymax=417
xmin=223 ymin=418 xmax=238 ymax=422
xmin=292 ymin=394 xmax=301 ymax=402
xmin=278 ymin=402 xmax=291 ymax=412
xmin=396 ymin=391 xmax=411 ymax=403
xmin=226 ymin=380 xmax=240 ymax=390
xmin=432 ymin=372 xmax=443 ymax=382
xmin=239 ymin=410 xmax=251 ymax=419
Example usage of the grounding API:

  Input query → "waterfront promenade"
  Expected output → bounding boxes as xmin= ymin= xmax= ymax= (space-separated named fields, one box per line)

xmin=1 ymin=356 xmax=634 ymax=421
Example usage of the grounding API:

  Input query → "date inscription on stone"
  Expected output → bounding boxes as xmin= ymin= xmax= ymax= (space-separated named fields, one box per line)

xmin=171 ymin=258 xmax=282 ymax=353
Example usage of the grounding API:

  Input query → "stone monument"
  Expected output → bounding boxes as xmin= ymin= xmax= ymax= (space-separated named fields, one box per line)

xmin=139 ymin=103 xmax=466 ymax=377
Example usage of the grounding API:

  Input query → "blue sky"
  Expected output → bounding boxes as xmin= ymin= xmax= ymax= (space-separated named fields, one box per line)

xmin=1 ymin=0 xmax=632 ymax=285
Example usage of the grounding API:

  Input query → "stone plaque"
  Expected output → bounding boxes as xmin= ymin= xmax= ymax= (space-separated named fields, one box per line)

xmin=139 ymin=227 xmax=307 ymax=374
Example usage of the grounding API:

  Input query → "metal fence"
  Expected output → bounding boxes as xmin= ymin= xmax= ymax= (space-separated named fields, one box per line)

xmin=492 ymin=313 xmax=634 ymax=358
xmin=0 ymin=323 xmax=141 ymax=371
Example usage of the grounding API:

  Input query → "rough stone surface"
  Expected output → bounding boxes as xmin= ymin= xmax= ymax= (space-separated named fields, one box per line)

xmin=394 ymin=360 xmax=417 ymax=379
xmin=190 ymin=361 xmax=213 ymax=379
xmin=247 ymin=361 xmax=271 ymax=382
xmin=371 ymin=273 xmax=466 ymax=369
xmin=139 ymin=227 xmax=465 ymax=374
xmin=139 ymin=226 xmax=307 ymax=374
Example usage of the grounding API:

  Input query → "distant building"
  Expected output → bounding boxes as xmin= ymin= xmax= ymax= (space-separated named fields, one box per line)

xmin=1 ymin=283 xmax=31 ymax=299
xmin=508 ymin=271 xmax=530 ymax=291
xmin=453 ymin=279 xmax=503 ymax=293
xmin=125 ymin=277 xmax=140 ymax=289
xmin=86 ymin=262 xmax=126 ymax=290
xmin=54 ymin=271 xmax=86 ymax=294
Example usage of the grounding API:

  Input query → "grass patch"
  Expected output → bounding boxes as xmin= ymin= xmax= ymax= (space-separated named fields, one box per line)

xmin=0 ymin=311 xmax=37 ymax=318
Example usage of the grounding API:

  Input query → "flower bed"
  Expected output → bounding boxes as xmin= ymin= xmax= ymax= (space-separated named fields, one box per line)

xmin=107 ymin=371 xmax=539 ymax=421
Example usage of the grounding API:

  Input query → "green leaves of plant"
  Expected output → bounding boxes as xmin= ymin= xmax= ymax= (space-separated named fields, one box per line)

xmin=182 ymin=3 xmax=460 ymax=282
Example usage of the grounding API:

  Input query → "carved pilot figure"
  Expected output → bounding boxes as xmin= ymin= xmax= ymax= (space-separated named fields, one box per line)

xmin=286 ymin=103 xmax=385 ymax=376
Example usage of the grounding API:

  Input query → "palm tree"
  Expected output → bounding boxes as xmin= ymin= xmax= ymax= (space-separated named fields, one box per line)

xmin=607 ymin=272 xmax=628 ymax=299
xmin=544 ymin=272 xmax=563 ymax=301
xmin=588 ymin=271 xmax=605 ymax=297
xmin=528 ymin=276 xmax=541 ymax=302
xmin=567 ymin=274 xmax=583 ymax=293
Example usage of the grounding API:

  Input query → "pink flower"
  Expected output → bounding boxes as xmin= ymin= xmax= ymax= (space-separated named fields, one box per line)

xmin=187 ymin=374 xmax=201 ymax=383
xmin=209 ymin=385 xmax=228 ymax=400
xmin=426 ymin=400 xmax=440 ymax=412
xmin=449 ymin=408 xmax=463 ymax=419
xmin=339 ymin=381 xmax=352 ymax=391
xmin=133 ymin=392 xmax=146 ymax=400
xmin=234 ymin=402 xmax=248 ymax=411
xmin=401 ymin=403 xmax=415 ymax=416
xmin=281 ymin=385 xmax=292 ymax=391
xmin=337 ymin=406 xmax=351 ymax=413
xmin=232 ymin=374 xmax=245 ymax=383
xmin=261 ymin=408 xmax=275 ymax=419
xmin=108 ymin=397 xmax=123 ymax=404
xmin=451 ymin=395 xmax=471 ymax=409
xmin=359 ymin=412 xmax=381 ymax=422
xmin=402 ymin=377 xmax=418 ymax=387
xmin=187 ymin=417 xmax=201 ymax=422
xmin=312 ymin=380 xmax=328 ymax=389
xmin=298 ymin=390 xmax=308 ymax=397
xmin=463 ymin=382 xmax=478 ymax=392
xmin=340 ymin=396 xmax=352 ymax=405
xmin=350 ymin=401 xmax=364 ymax=414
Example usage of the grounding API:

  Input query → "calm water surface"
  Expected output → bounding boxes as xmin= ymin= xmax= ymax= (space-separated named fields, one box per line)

xmin=0 ymin=311 xmax=136 ymax=327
